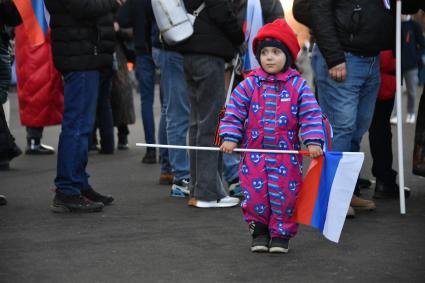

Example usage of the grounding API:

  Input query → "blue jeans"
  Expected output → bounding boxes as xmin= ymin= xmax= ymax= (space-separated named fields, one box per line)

xmin=153 ymin=48 xmax=190 ymax=181
xmin=311 ymin=45 xmax=380 ymax=152
xmin=156 ymin=55 xmax=172 ymax=174
xmin=223 ymin=153 xmax=239 ymax=183
xmin=55 ymin=71 xmax=99 ymax=195
xmin=135 ymin=55 xmax=156 ymax=144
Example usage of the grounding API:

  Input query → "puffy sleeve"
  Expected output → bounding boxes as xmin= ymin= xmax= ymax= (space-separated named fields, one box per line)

xmin=297 ymin=79 xmax=325 ymax=147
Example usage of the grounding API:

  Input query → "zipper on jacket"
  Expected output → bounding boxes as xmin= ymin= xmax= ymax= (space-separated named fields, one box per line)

xmin=94 ymin=45 xmax=98 ymax=56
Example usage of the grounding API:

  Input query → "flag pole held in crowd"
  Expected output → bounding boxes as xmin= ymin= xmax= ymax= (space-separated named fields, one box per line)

xmin=137 ymin=143 xmax=364 ymax=243
xmin=136 ymin=143 xmax=307 ymax=155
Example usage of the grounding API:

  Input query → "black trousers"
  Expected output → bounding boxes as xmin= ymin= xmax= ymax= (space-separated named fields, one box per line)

xmin=414 ymin=88 xmax=425 ymax=146
xmin=369 ymin=98 xmax=397 ymax=185
xmin=0 ymin=105 xmax=14 ymax=159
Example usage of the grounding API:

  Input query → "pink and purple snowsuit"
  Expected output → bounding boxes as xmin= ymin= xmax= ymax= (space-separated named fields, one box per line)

xmin=219 ymin=68 xmax=325 ymax=239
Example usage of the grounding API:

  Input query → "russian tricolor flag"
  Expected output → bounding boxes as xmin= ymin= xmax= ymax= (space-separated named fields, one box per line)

xmin=294 ymin=152 xmax=364 ymax=243
xmin=241 ymin=0 xmax=263 ymax=75
xmin=13 ymin=0 xmax=48 ymax=46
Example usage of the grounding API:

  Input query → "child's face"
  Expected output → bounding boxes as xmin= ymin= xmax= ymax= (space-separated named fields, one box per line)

xmin=260 ymin=46 xmax=286 ymax=74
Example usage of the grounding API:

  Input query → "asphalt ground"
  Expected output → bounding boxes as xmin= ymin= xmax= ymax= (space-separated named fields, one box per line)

xmin=1 ymin=86 xmax=424 ymax=283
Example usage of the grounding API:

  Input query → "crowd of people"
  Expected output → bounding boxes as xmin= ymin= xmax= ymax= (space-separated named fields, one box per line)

xmin=1 ymin=0 xmax=425 ymax=253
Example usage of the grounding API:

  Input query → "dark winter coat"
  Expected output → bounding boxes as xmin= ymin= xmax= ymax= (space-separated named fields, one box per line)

xmin=401 ymin=19 xmax=425 ymax=72
xmin=310 ymin=0 xmax=395 ymax=69
xmin=177 ymin=0 xmax=244 ymax=61
xmin=45 ymin=0 xmax=118 ymax=72
xmin=0 ymin=1 xmax=21 ymax=28
xmin=233 ymin=0 xmax=284 ymax=26
xmin=117 ymin=0 xmax=153 ymax=56
xmin=0 ymin=1 xmax=21 ymax=105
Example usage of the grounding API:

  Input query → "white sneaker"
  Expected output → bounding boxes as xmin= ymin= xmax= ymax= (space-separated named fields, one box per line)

xmin=190 ymin=196 xmax=240 ymax=208
xmin=390 ymin=116 xmax=398 ymax=125
xmin=406 ymin=113 xmax=416 ymax=124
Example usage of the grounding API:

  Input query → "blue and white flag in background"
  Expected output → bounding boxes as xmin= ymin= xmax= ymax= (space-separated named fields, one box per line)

xmin=241 ymin=0 xmax=263 ymax=74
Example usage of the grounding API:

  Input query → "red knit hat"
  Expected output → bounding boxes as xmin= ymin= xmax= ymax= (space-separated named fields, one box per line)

xmin=253 ymin=19 xmax=300 ymax=61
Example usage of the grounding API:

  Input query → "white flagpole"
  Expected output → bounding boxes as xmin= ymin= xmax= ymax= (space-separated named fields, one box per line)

xmin=136 ymin=143 xmax=364 ymax=156
xmin=136 ymin=143 xmax=303 ymax=154
xmin=225 ymin=53 xmax=239 ymax=106
xmin=395 ymin=0 xmax=406 ymax=214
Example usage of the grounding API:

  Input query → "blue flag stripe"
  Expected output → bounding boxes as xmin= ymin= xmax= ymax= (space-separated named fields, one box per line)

xmin=310 ymin=152 xmax=343 ymax=231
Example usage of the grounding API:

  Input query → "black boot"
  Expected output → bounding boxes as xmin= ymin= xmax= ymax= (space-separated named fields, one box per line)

xmin=7 ymin=143 xmax=22 ymax=161
xmin=141 ymin=148 xmax=156 ymax=164
xmin=51 ymin=190 xmax=104 ymax=213
xmin=373 ymin=179 xmax=411 ymax=199
xmin=1 ymin=142 xmax=21 ymax=170
xmin=250 ymin=222 xmax=269 ymax=252
xmin=413 ymin=144 xmax=425 ymax=177
xmin=25 ymin=138 xmax=55 ymax=155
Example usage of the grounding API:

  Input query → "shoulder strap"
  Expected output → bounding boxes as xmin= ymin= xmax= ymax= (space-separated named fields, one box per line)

xmin=192 ymin=2 xmax=206 ymax=16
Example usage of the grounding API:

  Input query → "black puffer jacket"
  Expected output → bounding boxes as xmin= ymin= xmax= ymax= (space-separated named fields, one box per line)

xmin=402 ymin=0 xmax=425 ymax=14
xmin=177 ymin=0 xmax=244 ymax=61
xmin=45 ymin=0 xmax=118 ymax=72
xmin=310 ymin=0 xmax=395 ymax=69
xmin=0 ymin=1 xmax=22 ymax=28
xmin=0 ymin=2 xmax=21 ymax=105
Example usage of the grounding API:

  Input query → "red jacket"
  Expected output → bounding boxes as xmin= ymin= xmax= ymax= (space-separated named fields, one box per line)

xmin=15 ymin=25 xmax=63 ymax=127
xmin=378 ymin=50 xmax=396 ymax=101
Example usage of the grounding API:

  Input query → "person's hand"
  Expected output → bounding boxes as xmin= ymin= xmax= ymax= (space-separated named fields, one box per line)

xmin=116 ymin=0 xmax=126 ymax=6
xmin=220 ymin=141 xmax=237 ymax=154
xmin=329 ymin=62 xmax=347 ymax=81
xmin=114 ymin=22 xmax=120 ymax=32
xmin=307 ymin=144 xmax=323 ymax=158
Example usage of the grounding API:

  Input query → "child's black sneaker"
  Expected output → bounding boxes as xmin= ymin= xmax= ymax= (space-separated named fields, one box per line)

xmin=51 ymin=191 xmax=104 ymax=213
xmin=269 ymin=237 xmax=289 ymax=253
xmin=250 ymin=222 xmax=269 ymax=252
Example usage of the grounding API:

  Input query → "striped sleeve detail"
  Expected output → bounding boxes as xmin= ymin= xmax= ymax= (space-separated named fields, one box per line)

xmin=219 ymin=78 xmax=253 ymax=144
xmin=296 ymin=78 xmax=325 ymax=147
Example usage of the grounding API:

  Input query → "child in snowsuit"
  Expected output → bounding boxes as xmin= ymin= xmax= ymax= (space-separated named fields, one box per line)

xmin=219 ymin=19 xmax=325 ymax=253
